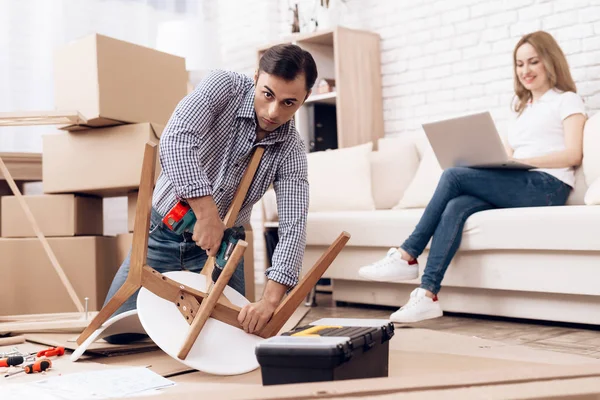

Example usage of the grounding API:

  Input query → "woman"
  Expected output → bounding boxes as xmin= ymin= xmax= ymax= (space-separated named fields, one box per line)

xmin=358 ymin=30 xmax=587 ymax=323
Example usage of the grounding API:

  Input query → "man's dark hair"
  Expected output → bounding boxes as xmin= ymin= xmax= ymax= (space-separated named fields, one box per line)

xmin=258 ymin=44 xmax=318 ymax=92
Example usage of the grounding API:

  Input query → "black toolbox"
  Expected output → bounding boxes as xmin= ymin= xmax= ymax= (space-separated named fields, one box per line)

xmin=255 ymin=318 xmax=394 ymax=386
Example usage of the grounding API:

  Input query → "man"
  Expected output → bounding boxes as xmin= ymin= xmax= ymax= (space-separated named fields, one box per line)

xmin=103 ymin=43 xmax=318 ymax=341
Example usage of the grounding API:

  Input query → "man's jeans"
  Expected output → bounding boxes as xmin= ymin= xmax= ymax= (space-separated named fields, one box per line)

xmin=400 ymin=167 xmax=572 ymax=295
xmin=104 ymin=208 xmax=245 ymax=317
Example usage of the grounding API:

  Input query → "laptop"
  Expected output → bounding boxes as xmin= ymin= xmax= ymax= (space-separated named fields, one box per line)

xmin=422 ymin=112 xmax=533 ymax=170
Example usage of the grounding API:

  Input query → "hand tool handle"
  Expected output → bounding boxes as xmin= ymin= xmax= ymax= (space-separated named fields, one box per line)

xmin=24 ymin=359 xmax=52 ymax=374
xmin=0 ymin=356 xmax=23 ymax=367
xmin=37 ymin=346 xmax=65 ymax=358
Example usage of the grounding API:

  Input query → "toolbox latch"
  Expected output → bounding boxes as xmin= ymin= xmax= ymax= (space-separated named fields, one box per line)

xmin=338 ymin=343 xmax=352 ymax=361
xmin=382 ymin=322 xmax=395 ymax=342
xmin=363 ymin=332 xmax=375 ymax=351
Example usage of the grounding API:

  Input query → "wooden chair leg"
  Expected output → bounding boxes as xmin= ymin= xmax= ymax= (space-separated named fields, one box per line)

xmin=178 ymin=240 xmax=248 ymax=359
xmin=257 ymin=231 xmax=350 ymax=338
xmin=76 ymin=282 xmax=140 ymax=345
xmin=200 ymin=147 xmax=265 ymax=281
xmin=76 ymin=142 xmax=157 ymax=345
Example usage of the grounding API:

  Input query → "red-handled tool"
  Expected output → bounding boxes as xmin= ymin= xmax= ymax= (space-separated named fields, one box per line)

xmin=36 ymin=347 xmax=65 ymax=358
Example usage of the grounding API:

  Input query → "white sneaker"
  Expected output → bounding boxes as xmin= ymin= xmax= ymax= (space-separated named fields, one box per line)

xmin=358 ymin=248 xmax=418 ymax=282
xmin=390 ymin=288 xmax=443 ymax=323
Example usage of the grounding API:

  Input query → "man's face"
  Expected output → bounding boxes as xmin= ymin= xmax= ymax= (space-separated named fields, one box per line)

xmin=254 ymin=71 xmax=310 ymax=132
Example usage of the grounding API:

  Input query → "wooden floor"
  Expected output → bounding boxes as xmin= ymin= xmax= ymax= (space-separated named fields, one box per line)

xmin=292 ymin=289 xmax=600 ymax=360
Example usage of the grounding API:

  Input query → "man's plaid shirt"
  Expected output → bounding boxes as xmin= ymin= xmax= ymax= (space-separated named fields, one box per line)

xmin=152 ymin=69 xmax=309 ymax=288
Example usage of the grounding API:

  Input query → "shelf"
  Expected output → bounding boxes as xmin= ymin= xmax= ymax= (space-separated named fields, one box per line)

xmin=0 ymin=110 xmax=86 ymax=127
xmin=305 ymin=91 xmax=336 ymax=105
xmin=285 ymin=29 xmax=335 ymax=46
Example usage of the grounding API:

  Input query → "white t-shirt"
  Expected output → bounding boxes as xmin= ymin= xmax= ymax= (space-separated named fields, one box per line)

xmin=507 ymin=88 xmax=586 ymax=188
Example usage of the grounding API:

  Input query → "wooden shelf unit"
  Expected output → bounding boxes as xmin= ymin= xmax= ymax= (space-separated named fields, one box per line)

xmin=257 ymin=26 xmax=384 ymax=152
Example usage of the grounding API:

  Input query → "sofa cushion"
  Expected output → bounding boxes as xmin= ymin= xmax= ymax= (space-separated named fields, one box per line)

xmin=370 ymin=141 xmax=419 ymax=209
xmin=583 ymin=111 xmax=600 ymax=186
xmin=306 ymin=142 xmax=375 ymax=212
xmin=585 ymin=178 xmax=600 ymax=205
xmin=566 ymin=165 xmax=588 ymax=205
xmin=306 ymin=205 xmax=600 ymax=251
xmin=393 ymin=146 xmax=443 ymax=209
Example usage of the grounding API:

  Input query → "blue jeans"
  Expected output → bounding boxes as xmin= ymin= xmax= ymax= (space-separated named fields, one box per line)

xmin=104 ymin=208 xmax=246 ymax=316
xmin=400 ymin=167 xmax=571 ymax=295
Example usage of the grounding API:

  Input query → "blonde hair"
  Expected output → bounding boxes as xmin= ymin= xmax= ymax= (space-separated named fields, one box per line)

xmin=512 ymin=31 xmax=577 ymax=115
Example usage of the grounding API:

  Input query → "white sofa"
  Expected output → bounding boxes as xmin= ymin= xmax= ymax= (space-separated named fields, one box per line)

xmin=262 ymin=112 xmax=600 ymax=325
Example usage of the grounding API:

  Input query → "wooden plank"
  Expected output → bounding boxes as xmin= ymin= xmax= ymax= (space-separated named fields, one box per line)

xmin=257 ymin=231 xmax=350 ymax=338
xmin=0 ymin=155 xmax=84 ymax=312
xmin=0 ymin=110 xmax=86 ymax=126
xmin=0 ymin=312 xmax=94 ymax=323
xmin=0 ymin=319 xmax=91 ymax=335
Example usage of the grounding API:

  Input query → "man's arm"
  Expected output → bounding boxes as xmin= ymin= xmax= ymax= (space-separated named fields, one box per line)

xmin=159 ymin=71 xmax=235 ymax=253
xmin=159 ymin=70 xmax=234 ymax=200
xmin=237 ymin=141 xmax=309 ymax=333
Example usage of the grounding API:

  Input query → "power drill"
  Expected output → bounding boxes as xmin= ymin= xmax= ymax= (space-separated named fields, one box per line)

xmin=163 ymin=201 xmax=245 ymax=282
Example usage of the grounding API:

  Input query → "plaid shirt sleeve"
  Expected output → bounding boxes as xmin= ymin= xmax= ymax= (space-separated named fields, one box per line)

xmin=265 ymin=138 xmax=309 ymax=288
xmin=159 ymin=70 xmax=234 ymax=200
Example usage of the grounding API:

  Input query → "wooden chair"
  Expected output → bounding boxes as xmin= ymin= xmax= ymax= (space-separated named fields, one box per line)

xmin=76 ymin=142 xmax=350 ymax=362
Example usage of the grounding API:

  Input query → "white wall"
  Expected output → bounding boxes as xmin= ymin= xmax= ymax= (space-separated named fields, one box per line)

xmin=217 ymin=0 xmax=600 ymax=137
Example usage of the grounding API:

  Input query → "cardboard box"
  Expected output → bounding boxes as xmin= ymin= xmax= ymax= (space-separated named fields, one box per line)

xmin=54 ymin=33 xmax=187 ymax=129
xmin=42 ymin=123 xmax=163 ymax=196
xmin=0 ymin=236 xmax=118 ymax=314
xmin=127 ymin=191 xmax=138 ymax=232
xmin=1 ymin=194 xmax=103 ymax=237
xmin=116 ymin=232 xmax=133 ymax=264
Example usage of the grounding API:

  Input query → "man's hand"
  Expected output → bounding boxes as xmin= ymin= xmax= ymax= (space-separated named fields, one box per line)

xmin=238 ymin=280 xmax=288 ymax=334
xmin=238 ymin=299 xmax=277 ymax=334
xmin=188 ymin=196 xmax=224 ymax=256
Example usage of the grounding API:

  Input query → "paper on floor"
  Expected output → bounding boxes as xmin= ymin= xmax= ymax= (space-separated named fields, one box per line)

xmin=1 ymin=367 xmax=174 ymax=400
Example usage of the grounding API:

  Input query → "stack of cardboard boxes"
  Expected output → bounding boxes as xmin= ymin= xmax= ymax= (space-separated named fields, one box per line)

xmin=0 ymin=34 xmax=187 ymax=315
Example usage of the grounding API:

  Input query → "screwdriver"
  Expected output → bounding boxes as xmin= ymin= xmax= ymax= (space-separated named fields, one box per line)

xmin=0 ymin=356 xmax=23 ymax=368
xmin=4 ymin=358 xmax=52 ymax=378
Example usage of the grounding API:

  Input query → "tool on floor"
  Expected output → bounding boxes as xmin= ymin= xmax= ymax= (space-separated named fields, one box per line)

xmin=36 ymin=346 xmax=65 ymax=358
xmin=0 ymin=356 xmax=24 ymax=368
xmin=0 ymin=347 xmax=20 ymax=358
xmin=75 ymin=142 xmax=350 ymax=372
xmin=4 ymin=358 xmax=52 ymax=378
xmin=255 ymin=319 xmax=395 ymax=386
